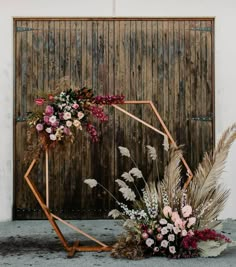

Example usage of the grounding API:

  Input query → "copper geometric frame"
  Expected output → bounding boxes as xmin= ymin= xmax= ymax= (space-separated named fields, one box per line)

xmin=24 ymin=100 xmax=193 ymax=257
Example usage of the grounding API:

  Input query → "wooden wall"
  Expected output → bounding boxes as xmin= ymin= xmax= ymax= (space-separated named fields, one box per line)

xmin=14 ymin=18 xmax=214 ymax=219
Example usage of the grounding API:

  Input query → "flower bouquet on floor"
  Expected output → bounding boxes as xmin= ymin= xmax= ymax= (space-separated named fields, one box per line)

xmin=84 ymin=124 xmax=236 ymax=259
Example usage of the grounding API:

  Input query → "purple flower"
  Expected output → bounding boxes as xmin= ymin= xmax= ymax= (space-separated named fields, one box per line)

xmin=36 ymin=123 xmax=43 ymax=131
xmin=63 ymin=127 xmax=71 ymax=136
xmin=44 ymin=116 xmax=50 ymax=124
xmin=45 ymin=105 xmax=54 ymax=116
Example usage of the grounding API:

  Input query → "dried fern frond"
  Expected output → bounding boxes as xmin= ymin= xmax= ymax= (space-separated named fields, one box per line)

xmin=188 ymin=124 xmax=236 ymax=228
xmin=111 ymin=233 xmax=144 ymax=260
xmin=161 ymin=146 xmax=182 ymax=208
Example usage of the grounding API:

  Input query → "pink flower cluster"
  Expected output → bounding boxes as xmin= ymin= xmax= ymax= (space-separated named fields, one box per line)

xmin=140 ymin=205 xmax=197 ymax=257
xmin=29 ymin=88 xmax=126 ymax=147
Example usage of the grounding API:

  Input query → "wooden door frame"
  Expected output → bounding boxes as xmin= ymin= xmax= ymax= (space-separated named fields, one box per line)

xmin=13 ymin=17 xmax=215 ymax=219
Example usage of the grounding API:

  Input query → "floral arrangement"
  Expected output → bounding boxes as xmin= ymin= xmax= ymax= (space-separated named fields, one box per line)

xmin=84 ymin=124 xmax=236 ymax=259
xmin=26 ymin=84 xmax=124 ymax=153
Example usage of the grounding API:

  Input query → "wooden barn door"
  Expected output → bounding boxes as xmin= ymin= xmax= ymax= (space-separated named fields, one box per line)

xmin=14 ymin=18 xmax=214 ymax=219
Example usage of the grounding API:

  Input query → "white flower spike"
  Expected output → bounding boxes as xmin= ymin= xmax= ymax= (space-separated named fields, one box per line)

xmin=119 ymin=187 xmax=136 ymax=201
xmin=121 ymin=172 xmax=134 ymax=182
xmin=84 ymin=179 xmax=98 ymax=188
xmin=163 ymin=135 xmax=169 ymax=151
xmin=118 ymin=146 xmax=131 ymax=158
xmin=146 ymin=145 xmax=157 ymax=160
xmin=115 ymin=179 xmax=128 ymax=188
xmin=129 ymin=168 xmax=143 ymax=178
xmin=108 ymin=209 xmax=121 ymax=219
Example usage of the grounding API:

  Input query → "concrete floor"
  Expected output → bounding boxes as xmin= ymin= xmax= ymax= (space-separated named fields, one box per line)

xmin=0 ymin=219 xmax=236 ymax=267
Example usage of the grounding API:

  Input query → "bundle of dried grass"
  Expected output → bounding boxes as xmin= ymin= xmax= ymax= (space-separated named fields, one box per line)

xmin=111 ymin=233 xmax=144 ymax=260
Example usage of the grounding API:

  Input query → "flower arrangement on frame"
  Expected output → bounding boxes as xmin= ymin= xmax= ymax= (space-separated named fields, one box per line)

xmin=26 ymin=79 xmax=124 ymax=158
xmin=84 ymin=124 xmax=236 ymax=259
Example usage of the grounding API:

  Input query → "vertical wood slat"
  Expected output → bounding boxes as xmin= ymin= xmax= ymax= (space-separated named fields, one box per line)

xmin=14 ymin=18 xmax=214 ymax=219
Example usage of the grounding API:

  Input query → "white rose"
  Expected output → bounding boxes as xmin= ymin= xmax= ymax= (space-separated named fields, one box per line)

xmin=159 ymin=219 xmax=167 ymax=225
xmin=49 ymin=115 xmax=57 ymax=124
xmin=181 ymin=229 xmax=187 ymax=237
xmin=168 ymin=234 xmax=175 ymax=242
xmin=46 ymin=127 xmax=52 ymax=133
xmin=145 ymin=238 xmax=154 ymax=247
xmin=63 ymin=112 xmax=71 ymax=120
xmin=161 ymin=227 xmax=168 ymax=235
xmin=161 ymin=240 xmax=169 ymax=248
xmin=77 ymin=111 xmax=85 ymax=120
xmin=49 ymin=134 xmax=56 ymax=141
xmin=66 ymin=120 xmax=73 ymax=127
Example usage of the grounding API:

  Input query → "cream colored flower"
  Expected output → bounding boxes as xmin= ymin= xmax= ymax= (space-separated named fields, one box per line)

xmin=77 ymin=111 xmax=84 ymax=120
xmin=84 ymin=179 xmax=98 ymax=188
xmin=63 ymin=112 xmax=71 ymax=120
xmin=129 ymin=168 xmax=143 ymax=178
xmin=49 ymin=115 xmax=57 ymax=124
xmin=123 ymin=219 xmax=136 ymax=228
xmin=108 ymin=209 xmax=121 ymax=219
xmin=163 ymin=206 xmax=172 ymax=218
xmin=169 ymin=246 xmax=176 ymax=254
xmin=121 ymin=172 xmax=134 ymax=182
xmin=119 ymin=187 xmax=136 ymax=201
xmin=73 ymin=119 xmax=82 ymax=129
xmin=182 ymin=205 xmax=192 ymax=218
xmin=49 ymin=134 xmax=56 ymax=141
xmin=146 ymin=238 xmax=154 ymax=247
xmin=146 ymin=145 xmax=157 ymax=160
xmin=163 ymin=135 xmax=169 ymax=151
xmin=66 ymin=120 xmax=73 ymax=127
xmin=161 ymin=240 xmax=169 ymax=248
xmin=115 ymin=179 xmax=128 ymax=188
xmin=118 ymin=146 xmax=130 ymax=157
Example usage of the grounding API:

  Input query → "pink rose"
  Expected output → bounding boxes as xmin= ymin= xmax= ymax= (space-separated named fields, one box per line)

xmin=182 ymin=205 xmax=192 ymax=218
xmin=163 ymin=206 xmax=172 ymax=218
xmin=156 ymin=234 xmax=163 ymax=241
xmin=171 ymin=211 xmax=180 ymax=222
xmin=77 ymin=111 xmax=84 ymax=120
xmin=142 ymin=232 xmax=149 ymax=240
xmin=169 ymin=246 xmax=176 ymax=254
xmin=36 ymin=123 xmax=43 ymax=131
xmin=44 ymin=116 xmax=50 ymax=124
xmin=72 ymin=103 xmax=79 ymax=109
xmin=51 ymin=120 xmax=59 ymax=127
xmin=174 ymin=218 xmax=184 ymax=229
xmin=187 ymin=217 xmax=196 ymax=228
xmin=45 ymin=105 xmax=54 ymax=116
xmin=35 ymin=98 xmax=45 ymax=105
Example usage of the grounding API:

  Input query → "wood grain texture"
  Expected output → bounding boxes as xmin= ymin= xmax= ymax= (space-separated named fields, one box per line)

xmin=14 ymin=18 xmax=214 ymax=219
